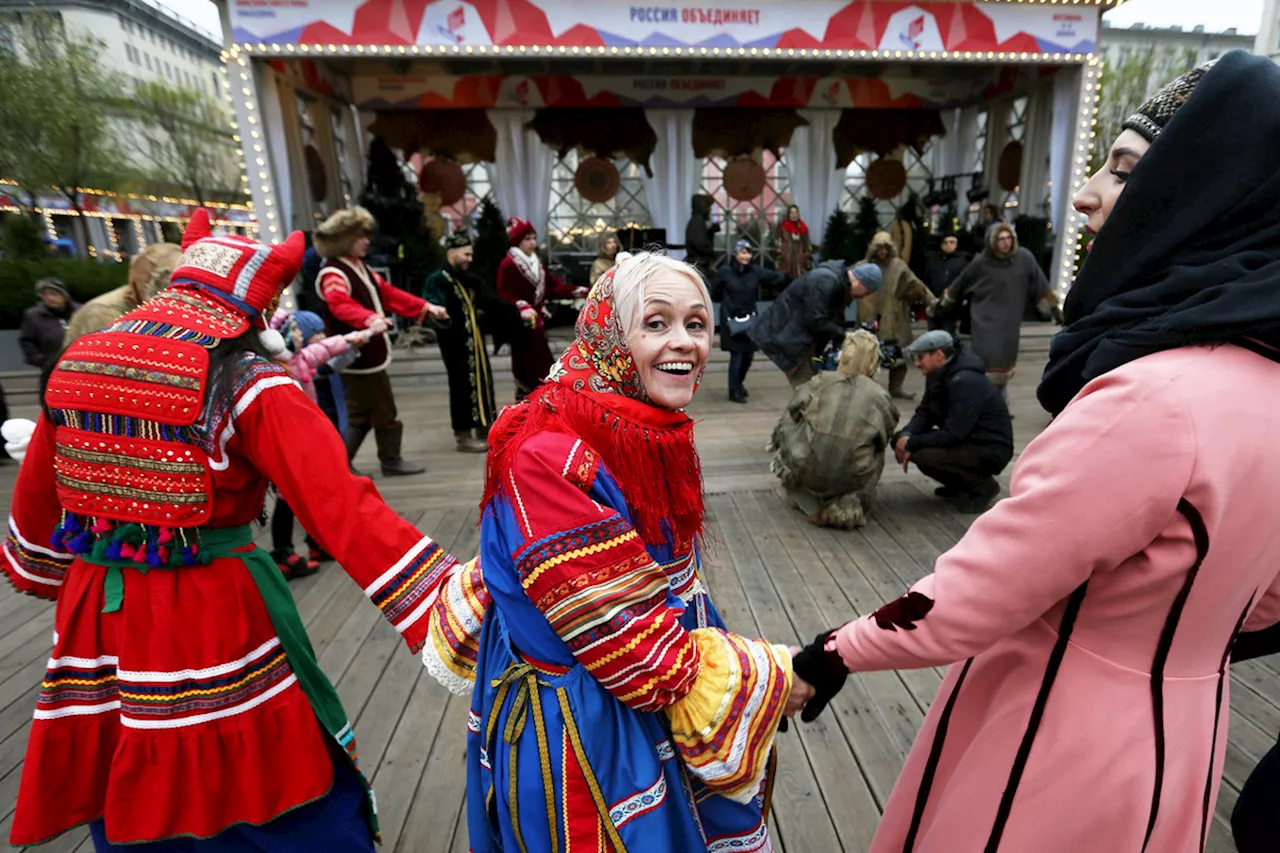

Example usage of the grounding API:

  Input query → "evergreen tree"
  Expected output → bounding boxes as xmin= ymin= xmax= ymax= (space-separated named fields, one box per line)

xmin=849 ymin=196 xmax=882 ymax=262
xmin=473 ymin=195 xmax=508 ymax=291
xmin=822 ymin=207 xmax=852 ymax=264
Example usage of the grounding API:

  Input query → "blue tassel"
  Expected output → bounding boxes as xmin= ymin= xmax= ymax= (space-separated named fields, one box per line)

xmin=63 ymin=514 xmax=83 ymax=534
xmin=146 ymin=547 xmax=163 ymax=568
xmin=180 ymin=545 xmax=197 ymax=566
xmin=67 ymin=531 xmax=93 ymax=554
xmin=104 ymin=540 xmax=124 ymax=561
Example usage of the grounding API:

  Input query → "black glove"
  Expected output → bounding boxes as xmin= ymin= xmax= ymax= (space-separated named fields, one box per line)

xmin=791 ymin=629 xmax=849 ymax=723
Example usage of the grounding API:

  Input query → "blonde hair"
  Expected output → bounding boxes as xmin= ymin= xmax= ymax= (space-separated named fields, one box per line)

xmin=610 ymin=251 xmax=712 ymax=333
xmin=838 ymin=329 xmax=881 ymax=378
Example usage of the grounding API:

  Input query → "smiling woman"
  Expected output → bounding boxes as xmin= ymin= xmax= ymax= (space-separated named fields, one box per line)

xmin=466 ymin=251 xmax=804 ymax=853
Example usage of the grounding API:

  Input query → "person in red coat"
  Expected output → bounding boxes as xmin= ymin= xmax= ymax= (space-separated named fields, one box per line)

xmin=3 ymin=209 xmax=466 ymax=851
xmin=314 ymin=206 xmax=447 ymax=476
xmin=495 ymin=217 xmax=588 ymax=399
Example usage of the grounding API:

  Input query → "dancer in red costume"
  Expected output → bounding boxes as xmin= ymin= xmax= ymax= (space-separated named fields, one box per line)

xmin=496 ymin=217 xmax=588 ymax=399
xmin=3 ymin=211 xmax=463 ymax=851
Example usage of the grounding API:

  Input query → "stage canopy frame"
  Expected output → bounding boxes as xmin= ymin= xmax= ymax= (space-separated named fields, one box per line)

xmin=215 ymin=0 xmax=1123 ymax=296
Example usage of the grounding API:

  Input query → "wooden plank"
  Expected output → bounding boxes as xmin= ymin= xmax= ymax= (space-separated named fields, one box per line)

xmin=748 ymin=493 xmax=926 ymax=766
xmin=390 ymin=694 xmax=469 ymax=853
xmin=713 ymin=492 xmax=864 ymax=852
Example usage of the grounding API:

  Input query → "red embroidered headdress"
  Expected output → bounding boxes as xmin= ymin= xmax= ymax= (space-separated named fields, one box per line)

xmin=44 ymin=212 xmax=304 ymax=565
xmin=483 ymin=263 xmax=706 ymax=545
xmin=506 ymin=217 xmax=536 ymax=247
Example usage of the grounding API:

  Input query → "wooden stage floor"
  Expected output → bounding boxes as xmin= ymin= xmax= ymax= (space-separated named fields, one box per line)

xmin=0 ymin=327 xmax=1273 ymax=852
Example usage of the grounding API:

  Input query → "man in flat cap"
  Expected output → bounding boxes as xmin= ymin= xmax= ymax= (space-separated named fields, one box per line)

xmin=892 ymin=330 xmax=1013 ymax=514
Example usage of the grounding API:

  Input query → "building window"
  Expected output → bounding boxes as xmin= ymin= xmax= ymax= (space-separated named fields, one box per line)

xmin=164 ymin=61 xmax=171 ymax=77
xmin=144 ymin=53 xmax=151 ymax=70
xmin=211 ymin=71 xmax=218 ymax=91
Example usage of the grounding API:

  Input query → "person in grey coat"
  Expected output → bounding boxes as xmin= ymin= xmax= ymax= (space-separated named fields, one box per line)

xmin=931 ymin=222 xmax=1052 ymax=393
xmin=19 ymin=278 xmax=79 ymax=369
xmin=750 ymin=260 xmax=882 ymax=389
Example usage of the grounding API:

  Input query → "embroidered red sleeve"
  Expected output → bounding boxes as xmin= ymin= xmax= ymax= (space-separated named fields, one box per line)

xmin=3 ymin=416 xmax=72 ymax=599
xmin=236 ymin=382 xmax=459 ymax=654
xmin=320 ymin=271 xmax=375 ymax=329
xmin=508 ymin=433 xmax=699 ymax=712
xmin=373 ymin=270 xmax=428 ymax=321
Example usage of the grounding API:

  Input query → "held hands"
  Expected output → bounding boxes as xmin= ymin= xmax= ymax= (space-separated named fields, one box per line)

xmin=520 ymin=307 xmax=539 ymax=327
xmin=344 ymin=329 xmax=372 ymax=345
xmin=425 ymin=302 xmax=449 ymax=322
xmin=785 ymin=649 xmax=816 ymax=719
xmin=365 ymin=315 xmax=390 ymax=335
xmin=790 ymin=629 xmax=849 ymax=723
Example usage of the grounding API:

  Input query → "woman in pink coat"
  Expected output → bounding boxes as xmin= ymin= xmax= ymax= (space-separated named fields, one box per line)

xmin=791 ymin=51 xmax=1280 ymax=852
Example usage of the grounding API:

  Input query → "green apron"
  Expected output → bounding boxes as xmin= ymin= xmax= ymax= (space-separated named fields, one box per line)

xmin=80 ymin=524 xmax=380 ymax=840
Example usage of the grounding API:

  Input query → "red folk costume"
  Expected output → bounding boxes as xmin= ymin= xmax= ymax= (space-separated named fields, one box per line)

xmin=3 ymin=211 xmax=461 ymax=847
xmin=495 ymin=217 xmax=587 ymax=398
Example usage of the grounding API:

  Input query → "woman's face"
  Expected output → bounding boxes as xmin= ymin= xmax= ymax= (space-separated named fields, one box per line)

xmin=1073 ymin=129 xmax=1151 ymax=237
xmin=788 ymin=206 xmax=799 ymax=222
xmin=627 ymin=273 xmax=711 ymax=410
xmin=519 ymin=233 xmax=538 ymax=254
xmin=604 ymin=237 xmax=619 ymax=257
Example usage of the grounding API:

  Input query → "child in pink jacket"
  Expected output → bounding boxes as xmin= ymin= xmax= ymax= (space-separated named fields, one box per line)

xmin=269 ymin=309 xmax=371 ymax=577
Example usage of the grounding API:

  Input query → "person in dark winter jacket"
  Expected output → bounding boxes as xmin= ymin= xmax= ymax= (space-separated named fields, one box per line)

xmin=19 ymin=279 xmax=79 ymax=369
xmin=750 ymin=260 xmax=882 ymax=389
xmin=683 ymin=194 xmax=720 ymax=276
xmin=931 ymin=223 xmax=1052 ymax=395
xmin=924 ymin=234 xmax=970 ymax=335
xmin=708 ymin=240 xmax=789 ymax=403
xmin=892 ymin=330 xmax=1012 ymax=514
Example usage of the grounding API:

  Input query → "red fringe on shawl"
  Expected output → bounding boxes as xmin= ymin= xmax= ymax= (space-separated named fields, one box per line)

xmin=780 ymin=219 xmax=809 ymax=237
xmin=482 ymin=383 xmax=705 ymax=546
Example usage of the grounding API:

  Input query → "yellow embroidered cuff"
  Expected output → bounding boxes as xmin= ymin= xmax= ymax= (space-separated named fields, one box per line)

xmin=667 ymin=628 xmax=793 ymax=804
xmin=421 ymin=557 xmax=490 ymax=695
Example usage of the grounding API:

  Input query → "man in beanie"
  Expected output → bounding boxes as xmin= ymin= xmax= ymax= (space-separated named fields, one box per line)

xmin=751 ymin=259 xmax=882 ymax=389
xmin=861 ymin=230 xmax=938 ymax=400
xmin=892 ymin=330 xmax=1012 ymax=514
xmin=64 ymin=243 xmax=181 ymax=345
xmin=20 ymin=278 xmax=79 ymax=368
xmin=314 ymin=205 xmax=448 ymax=476
xmin=496 ymin=217 xmax=587 ymax=399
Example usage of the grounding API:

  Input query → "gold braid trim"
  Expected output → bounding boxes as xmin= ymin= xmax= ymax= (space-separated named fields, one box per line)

xmin=54 ymin=473 xmax=206 ymax=504
xmin=57 ymin=445 xmax=203 ymax=474
xmin=557 ymin=690 xmax=629 ymax=852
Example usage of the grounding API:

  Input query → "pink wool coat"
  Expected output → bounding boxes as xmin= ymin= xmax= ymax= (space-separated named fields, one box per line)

xmin=834 ymin=343 xmax=1280 ymax=852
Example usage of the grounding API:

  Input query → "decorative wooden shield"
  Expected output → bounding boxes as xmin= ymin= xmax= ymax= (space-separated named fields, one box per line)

xmin=418 ymin=158 xmax=467 ymax=206
xmin=574 ymin=156 xmax=621 ymax=204
xmin=997 ymin=141 xmax=1024 ymax=192
xmin=722 ymin=157 xmax=767 ymax=202
xmin=865 ymin=157 xmax=907 ymax=200
xmin=304 ymin=144 xmax=327 ymax=203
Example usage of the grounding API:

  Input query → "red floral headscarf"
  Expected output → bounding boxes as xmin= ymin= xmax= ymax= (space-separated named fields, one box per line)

xmin=483 ymin=260 xmax=706 ymax=544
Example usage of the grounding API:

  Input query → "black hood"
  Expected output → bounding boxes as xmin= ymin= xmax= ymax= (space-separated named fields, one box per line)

xmin=1039 ymin=51 xmax=1280 ymax=415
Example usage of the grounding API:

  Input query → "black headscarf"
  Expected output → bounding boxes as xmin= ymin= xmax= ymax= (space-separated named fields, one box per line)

xmin=1037 ymin=51 xmax=1280 ymax=415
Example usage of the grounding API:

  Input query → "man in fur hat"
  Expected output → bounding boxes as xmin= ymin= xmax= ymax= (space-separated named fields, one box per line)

xmin=495 ymin=217 xmax=587 ymax=399
xmin=314 ymin=205 xmax=448 ymax=476
xmin=64 ymin=243 xmax=182 ymax=345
